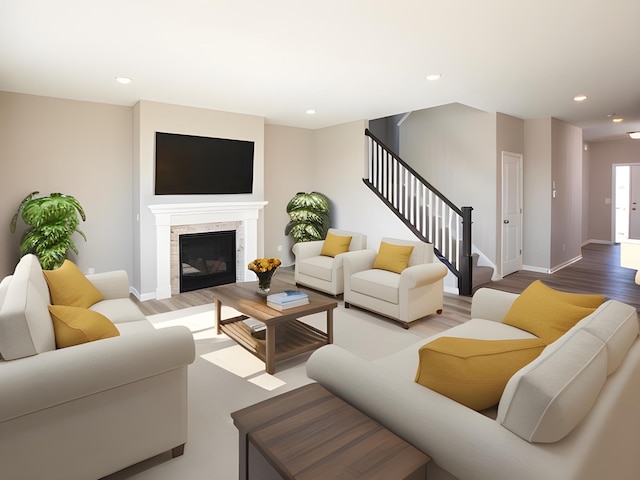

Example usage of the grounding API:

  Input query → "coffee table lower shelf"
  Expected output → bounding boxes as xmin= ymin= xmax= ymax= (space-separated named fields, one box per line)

xmin=220 ymin=317 xmax=329 ymax=366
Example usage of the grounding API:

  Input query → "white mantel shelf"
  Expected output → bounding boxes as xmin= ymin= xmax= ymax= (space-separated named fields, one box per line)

xmin=149 ymin=201 xmax=268 ymax=299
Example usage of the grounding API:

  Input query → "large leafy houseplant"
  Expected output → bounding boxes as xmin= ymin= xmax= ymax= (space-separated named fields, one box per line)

xmin=10 ymin=191 xmax=87 ymax=270
xmin=284 ymin=191 xmax=330 ymax=243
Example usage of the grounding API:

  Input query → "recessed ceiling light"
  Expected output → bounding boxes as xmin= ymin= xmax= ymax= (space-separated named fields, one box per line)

xmin=573 ymin=94 xmax=588 ymax=102
xmin=629 ymin=132 xmax=640 ymax=140
xmin=612 ymin=118 xmax=624 ymax=123
xmin=306 ymin=109 xmax=316 ymax=115
xmin=426 ymin=74 xmax=442 ymax=81
xmin=115 ymin=77 xmax=132 ymax=84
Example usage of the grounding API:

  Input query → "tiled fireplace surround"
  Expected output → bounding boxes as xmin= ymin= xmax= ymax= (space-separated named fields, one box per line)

xmin=149 ymin=202 xmax=267 ymax=299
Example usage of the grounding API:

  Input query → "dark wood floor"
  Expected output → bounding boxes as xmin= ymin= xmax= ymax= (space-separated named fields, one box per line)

xmin=135 ymin=243 xmax=640 ymax=315
xmin=481 ymin=243 xmax=640 ymax=310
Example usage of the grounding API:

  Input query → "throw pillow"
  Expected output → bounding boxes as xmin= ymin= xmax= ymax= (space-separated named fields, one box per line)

xmin=415 ymin=336 xmax=547 ymax=411
xmin=48 ymin=305 xmax=119 ymax=348
xmin=502 ymin=280 xmax=605 ymax=342
xmin=43 ymin=259 xmax=105 ymax=308
xmin=372 ymin=242 xmax=414 ymax=274
xmin=320 ymin=232 xmax=353 ymax=257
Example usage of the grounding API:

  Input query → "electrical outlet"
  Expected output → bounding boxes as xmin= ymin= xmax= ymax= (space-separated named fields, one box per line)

xmin=88 ymin=267 xmax=95 ymax=275
xmin=277 ymin=245 xmax=283 ymax=252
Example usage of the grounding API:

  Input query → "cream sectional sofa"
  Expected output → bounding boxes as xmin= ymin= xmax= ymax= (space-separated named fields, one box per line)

xmin=0 ymin=254 xmax=196 ymax=480
xmin=307 ymin=287 xmax=640 ymax=480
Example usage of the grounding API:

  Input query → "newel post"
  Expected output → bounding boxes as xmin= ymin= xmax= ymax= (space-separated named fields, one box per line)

xmin=459 ymin=206 xmax=473 ymax=296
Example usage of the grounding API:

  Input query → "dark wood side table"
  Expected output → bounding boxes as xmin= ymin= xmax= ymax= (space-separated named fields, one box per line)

xmin=231 ymin=383 xmax=430 ymax=480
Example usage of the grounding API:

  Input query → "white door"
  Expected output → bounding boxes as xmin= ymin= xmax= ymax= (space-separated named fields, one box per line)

xmin=501 ymin=152 xmax=523 ymax=276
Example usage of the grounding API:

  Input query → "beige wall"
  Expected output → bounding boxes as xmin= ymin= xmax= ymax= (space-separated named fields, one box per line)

xmin=398 ymin=104 xmax=498 ymax=266
xmin=0 ymin=92 xmax=133 ymax=278
xmin=4 ymin=90 xmax=622 ymax=294
xmin=523 ymin=118 xmax=552 ymax=270
xmin=264 ymin=124 xmax=315 ymax=266
xmin=133 ymin=101 xmax=265 ymax=298
xmin=496 ymin=113 xmax=525 ymax=273
xmin=586 ymin=138 xmax=640 ymax=242
xmin=550 ymin=118 xmax=583 ymax=269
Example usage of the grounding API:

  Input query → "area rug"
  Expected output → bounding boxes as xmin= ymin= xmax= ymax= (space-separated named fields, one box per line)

xmin=103 ymin=303 xmax=441 ymax=480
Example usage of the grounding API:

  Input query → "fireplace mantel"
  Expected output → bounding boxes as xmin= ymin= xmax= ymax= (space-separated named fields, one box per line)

xmin=149 ymin=201 xmax=267 ymax=299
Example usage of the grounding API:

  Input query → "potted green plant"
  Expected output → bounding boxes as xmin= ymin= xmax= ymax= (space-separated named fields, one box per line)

xmin=10 ymin=191 xmax=87 ymax=270
xmin=284 ymin=191 xmax=330 ymax=243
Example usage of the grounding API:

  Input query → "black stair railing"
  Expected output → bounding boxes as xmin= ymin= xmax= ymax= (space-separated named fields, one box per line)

xmin=364 ymin=128 xmax=473 ymax=295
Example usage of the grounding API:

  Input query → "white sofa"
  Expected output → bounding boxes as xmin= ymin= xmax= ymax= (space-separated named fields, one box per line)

xmin=292 ymin=228 xmax=367 ymax=296
xmin=343 ymin=238 xmax=448 ymax=328
xmin=0 ymin=254 xmax=196 ymax=480
xmin=307 ymin=288 xmax=640 ymax=480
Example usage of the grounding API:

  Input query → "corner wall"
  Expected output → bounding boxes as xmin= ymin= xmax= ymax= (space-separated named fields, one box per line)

xmin=133 ymin=101 xmax=265 ymax=299
xmin=0 ymin=92 xmax=133 ymax=278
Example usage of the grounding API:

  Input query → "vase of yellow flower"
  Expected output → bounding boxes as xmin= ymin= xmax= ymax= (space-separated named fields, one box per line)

xmin=248 ymin=257 xmax=282 ymax=295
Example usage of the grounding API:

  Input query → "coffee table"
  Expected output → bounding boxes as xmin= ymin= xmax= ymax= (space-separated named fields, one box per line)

xmin=212 ymin=280 xmax=337 ymax=374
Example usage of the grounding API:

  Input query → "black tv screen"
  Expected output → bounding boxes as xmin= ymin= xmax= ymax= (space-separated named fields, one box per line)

xmin=155 ymin=132 xmax=254 ymax=195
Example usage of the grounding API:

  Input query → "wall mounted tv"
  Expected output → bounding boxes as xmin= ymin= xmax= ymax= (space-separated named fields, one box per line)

xmin=155 ymin=131 xmax=255 ymax=195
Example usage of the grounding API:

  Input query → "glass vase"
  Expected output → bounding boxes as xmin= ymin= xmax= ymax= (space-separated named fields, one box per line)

xmin=257 ymin=269 xmax=276 ymax=295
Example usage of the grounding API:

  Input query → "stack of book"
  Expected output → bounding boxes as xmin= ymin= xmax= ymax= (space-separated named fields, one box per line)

xmin=267 ymin=290 xmax=309 ymax=311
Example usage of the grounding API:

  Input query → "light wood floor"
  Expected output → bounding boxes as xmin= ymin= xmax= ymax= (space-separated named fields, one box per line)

xmin=134 ymin=242 xmax=640 ymax=318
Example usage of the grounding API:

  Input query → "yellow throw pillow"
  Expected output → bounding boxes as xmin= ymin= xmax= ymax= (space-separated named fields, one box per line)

xmin=320 ymin=232 xmax=353 ymax=257
xmin=372 ymin=242 xmax=414 ymax=274
xmin=43 ymin=260 xmax=105 ymax=308
xmin=415 ymin=337 xmax=547 ymax=411
xmin=48 ymin=305 xmax=119 ymax=348
xmin=502 ymin=280 xmax=605 ymax=342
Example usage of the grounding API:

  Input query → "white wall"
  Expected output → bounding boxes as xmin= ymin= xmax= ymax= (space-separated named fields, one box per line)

xmin=133 ymin=101 xmax=265 ymax=298
xmin=0 ymin=92 xmax=133 ymax=278
xmin=398 ymin=103 xmax=498 ymax=266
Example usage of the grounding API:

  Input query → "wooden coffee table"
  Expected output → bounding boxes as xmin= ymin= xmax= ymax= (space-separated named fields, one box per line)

xmin=232 ymin=383 xmax=430 ymax=479
xmin=212 ymin=280 xmax=337 ymax=374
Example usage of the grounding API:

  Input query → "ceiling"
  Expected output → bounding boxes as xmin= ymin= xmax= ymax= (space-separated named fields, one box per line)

xmin=2 ymin=1 xmax=640 ymax=142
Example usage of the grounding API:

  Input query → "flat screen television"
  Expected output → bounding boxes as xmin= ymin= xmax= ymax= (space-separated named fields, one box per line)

xmin=155 ymin=131 xmax=255 ymax=195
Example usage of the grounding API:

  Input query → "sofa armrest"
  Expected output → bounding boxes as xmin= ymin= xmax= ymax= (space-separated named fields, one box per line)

xmin=0 ymin=326 xmax=195 ymax=423
xmin=471 ymin=288 xmax=519 ymax=323
xmin=307 ymin=345 xmax=573 ymax=480
xmin=86 ymin=270 xmax=130 ymax=300
xmin=399 ymin=262 xmax=448 ymax=290
xmin=343 ymin=249 xmax=377 ymax=276
xmin=292 ymin=240 xmax=324 ymax=261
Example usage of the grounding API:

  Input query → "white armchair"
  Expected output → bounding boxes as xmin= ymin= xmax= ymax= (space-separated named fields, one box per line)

xmin=292 ymin=229 xmax=367 ymax=296
xmin=343 ymin=238 xmax=448 ymax=328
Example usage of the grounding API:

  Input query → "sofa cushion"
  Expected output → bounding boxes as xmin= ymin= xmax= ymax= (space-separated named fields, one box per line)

xmin=373 ymin=242 xmax=414 ymax=274
xmin=497 ymin=329 xmax=607 ymax=443
xmin=415 ymin=337 xmax=547 ymax=411
xmin=350 ymin=268 xmax=400 ymax=304
xmin=0 ymin=254 xmax=56 ymax=360
xmin=320 ymin=232 xmax=352 ymax=257
xmin=573 ymin=300 xmax=639 ymax=375
xmin=90 ymin=298 xmax=148 ymax=325
xmin=297 ymin=255 xmax=335 ymax=282
xmin=502 ymin=280 xmax=605 ymax=342
xmin=43 ymin=259 xmax=105 ymax=308
xmin=48 ymin=305 xmax=120 ymax=348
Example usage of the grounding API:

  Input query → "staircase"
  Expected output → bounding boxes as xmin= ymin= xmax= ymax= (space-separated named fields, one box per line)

xmin=363 ymin=129 xmax=475 ymax=295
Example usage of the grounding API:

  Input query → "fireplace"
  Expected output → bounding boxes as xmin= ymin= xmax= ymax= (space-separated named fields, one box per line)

xmin=149 ymin=202 xmax=267 ymax=300
xmin=179 ymin=230 xmax=236 ymax=292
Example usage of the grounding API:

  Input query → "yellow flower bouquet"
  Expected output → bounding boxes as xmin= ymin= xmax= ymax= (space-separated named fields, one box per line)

xmin=248 ymin=257 xmax=281 ymax=294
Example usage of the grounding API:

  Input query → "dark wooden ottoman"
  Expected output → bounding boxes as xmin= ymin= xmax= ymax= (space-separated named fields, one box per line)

xmin=231 ymin=383 xmax=430 ymax=480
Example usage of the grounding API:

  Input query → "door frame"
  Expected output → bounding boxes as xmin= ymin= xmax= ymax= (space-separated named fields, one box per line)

xmin=501 ymin=151 xmax=524 ymax=277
